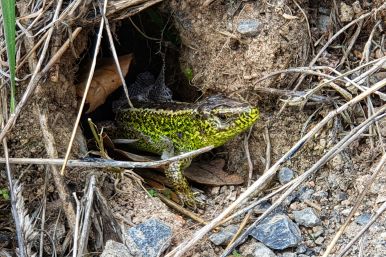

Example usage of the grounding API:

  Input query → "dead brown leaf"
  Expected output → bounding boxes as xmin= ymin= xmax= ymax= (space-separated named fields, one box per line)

xmin=77 ymin=54 xmax=134 ymax=113
xmin=184 ymin=159 xmax=244 ymax=186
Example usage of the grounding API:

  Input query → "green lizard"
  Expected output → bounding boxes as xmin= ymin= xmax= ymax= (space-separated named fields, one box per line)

xmin=115 ymin=95 xmax=259 ymax=206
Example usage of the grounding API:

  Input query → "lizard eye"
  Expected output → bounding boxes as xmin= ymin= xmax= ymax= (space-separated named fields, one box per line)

xmin=218 ymin=113 xmax=228 ymax=122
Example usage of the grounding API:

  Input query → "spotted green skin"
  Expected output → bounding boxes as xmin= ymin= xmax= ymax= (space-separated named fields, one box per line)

xmin=116 ymin=95 xmax=259 ymax=206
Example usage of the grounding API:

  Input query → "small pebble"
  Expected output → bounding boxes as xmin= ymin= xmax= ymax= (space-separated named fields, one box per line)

xmin=355 ymin=213 xmax=371 ymax=225
xmin=340 ymin=2 xmax=354 ymax=22
xmin=341 ymin=208 xmax=352 ymax=216
xmin=209 ymin=225 xmax=238 ymax=246
xmin=240 ymin=239 xmax=277 ymax=257
xmin=282 ymin=252 xmax=297 ymax=257
xmin=253 ymin=242 xmax=277 ymax=257
xmin=315 ymin=237 xmax=324 ymax=245
xmin=211 ymin=186 xmax=220 ymax=195
xmin=298 ymin=188 xmax=315 ymax=202
xmin=313 ymin=191 xmax=328 ymax=201
xmin=311 ymin=226 xmax=324 ymax=238
xmin=101 ymin=240 xmax=131 ymax=257
xmin=236 ymin=19 xmax=262 ymax=36
xmin=335 ymin=191 xmax=348 ymax=201
xmin=278 ymin=167 xmax=295 ymax=185
xmin=296 ymin=244 xmax=307 ymax=254
xmin=254 ymin=200 xmax=272 ymax=214
xmin=293 ymin=208 xmax=321 ymax=227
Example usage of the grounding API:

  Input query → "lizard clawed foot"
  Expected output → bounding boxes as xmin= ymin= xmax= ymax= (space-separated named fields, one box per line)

xmin=177 ymin=191 xmax=205 ymax=210
xmin=165 ymin=159 xmax=205 ymax=209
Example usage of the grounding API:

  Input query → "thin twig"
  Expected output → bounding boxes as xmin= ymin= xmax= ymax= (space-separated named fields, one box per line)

xmin=72 ymin=193 xmax=80 ymax=257
xmin=60 ymin=0 xmax=107 ymax=175
xmin=263 ymin=127 xmax=271 ymax=171
xmin=338 ymin=20 xmax=363 ymax=67
xmin=128 ymin=16 xmax=160 ymax=41
xmin=77 ymin=176 xmax=96 ymax=257
xmin=0 ymin=82 xmax=26 ymax=255
xmin=158 ymin=194 xmax=207 ymax=225
xmin=102 ymin=4 xmax=133 ymax=108
xmin=292 ymin=0 xmax=313 ymax=55
xmin=38 ymin=169 xmax=48 ymax=257
xmin=0 ymin=146 xmax=214 ymax=168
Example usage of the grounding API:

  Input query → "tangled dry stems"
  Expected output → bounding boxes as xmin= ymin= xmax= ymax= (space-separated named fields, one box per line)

xmin=0 ymin=0 xmax=161 ymax=256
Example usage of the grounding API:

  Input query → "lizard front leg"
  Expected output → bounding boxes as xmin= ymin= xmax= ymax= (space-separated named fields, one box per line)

xmin=165 ymin=158 xmax=197 ymax=207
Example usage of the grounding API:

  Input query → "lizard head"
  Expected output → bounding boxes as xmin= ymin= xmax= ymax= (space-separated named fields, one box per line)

xmin=195 ymin=95 xmax=259 ymax=147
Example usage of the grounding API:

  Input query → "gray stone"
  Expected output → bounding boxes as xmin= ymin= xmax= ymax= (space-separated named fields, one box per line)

xmin=311 ymin=226 xmax=324 ymax=238
xmin=124 ymin=219 xmax=172 ymax=257
xmin=318 ymin=15 xmax=330 ymax=32
xmin=254 ymin=200 xmax=272 ymax=214
xmin=253 ymin=242 xmax=277 ymax=257
xmin=293 ymin=208 xmax=321 ymax=227
xmin=335 ymin=191 xmax=348 ymax=201
xmin=340 ymin=2 xmax=354 ymax=23
xmin=236 ymin=19 xmax=262 ymax=36
xmin=314 ymin=246 xmax=322 ymax=254
xmin=282 ymin=253 xmax=297 ymax=257
xmin=250 ymin=214 xmax=302 ymax=250
xmin=315 ymin=237 xmax=324 ymax=245
xmin=313 ymin=191 xmax=328 ymax=201
xmin=101 ymin=240 xmax=132 ymax=257
xmin=298 ymin=188 xmax=315 ymax=201
xmin=355 ymin=213 xmax=371 ymax=225
xmin=240 ymin=239 xmax=276 ymax=257
xmin=296 ymin=244 xmax=307 ymax=254
xmin=209 ymin=224 xmax=238 ymax=245
xmin=278 ymin=167 xmax=295 ymax=185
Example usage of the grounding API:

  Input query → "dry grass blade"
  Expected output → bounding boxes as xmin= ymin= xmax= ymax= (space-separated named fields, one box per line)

xmin=0 ymin=146 xmax=214 ymax=168
xmin=338 ymin=20 xmax=363 ymax=67
xmin=166 ymin=78 xmax=386 ymax=257
xmin=217 ymin=183 xmax=291 ymax=227
xmin=2 ymin=138 xmax=27 ymax=257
